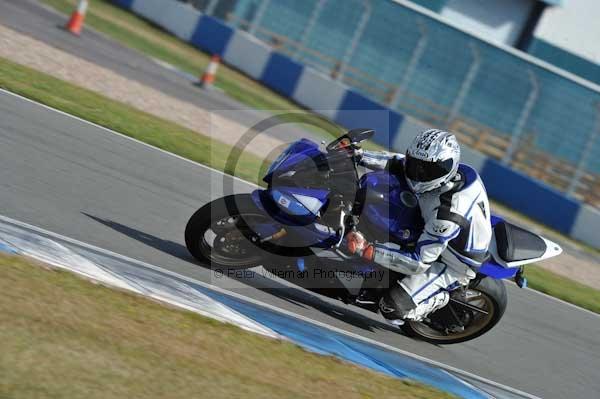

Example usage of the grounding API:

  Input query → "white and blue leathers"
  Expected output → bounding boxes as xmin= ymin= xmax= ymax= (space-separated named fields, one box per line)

xmin=360 ymin=150 xmax=493 ymax=320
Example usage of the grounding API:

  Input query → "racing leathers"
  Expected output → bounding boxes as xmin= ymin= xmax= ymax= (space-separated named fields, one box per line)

xmin=358 ymin=150 xmax=493 ymax=321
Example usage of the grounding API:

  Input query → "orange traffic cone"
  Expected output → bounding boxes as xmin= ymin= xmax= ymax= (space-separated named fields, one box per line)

xmin=65 ymin=0 xmax=88 ymax=36
xmin=200 ymin=55 xmax=221 ymax=89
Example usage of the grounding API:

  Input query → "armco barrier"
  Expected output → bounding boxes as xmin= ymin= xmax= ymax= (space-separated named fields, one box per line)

xmin=132 ymin=0 xmax=200 ymax=41
xmin=481 ymin=160 xmax=581 ymax=235
xmin=191 ymin=16 xmax=234 ymax=56
xmin=110 ymin=0 xmax=600 ymax=249
xmin=291 ymin=67 xmax=347 ymax=120
xmin=223 ymin=31 xmax=271 ymax=80
xmin=335 ymin=90 xmax=404 ymax=148
xmin=571 ymin=205 xmax=600 ymax=246
xmin=260 ymin=53 xmax=304 ymax=98
xmin=111 ymin=0 xmax=134 ymax=8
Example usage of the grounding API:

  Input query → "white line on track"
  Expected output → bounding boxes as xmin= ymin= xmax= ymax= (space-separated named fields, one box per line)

xmin=4 ymin=87 xmax=600 ymax=397
xmin=0 ymin=213 xmax=539 ymax=399
xmin=0 ymin=88 xmax=258 ymax=189
xmin=524 ymin=286 xmax=599 ymax=318
xmin=1 ymin=87 xmax=596 ymax=319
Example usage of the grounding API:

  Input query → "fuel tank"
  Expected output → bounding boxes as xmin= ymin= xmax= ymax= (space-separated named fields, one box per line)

xmin=358 ymin=170 xmax=424 ymax=244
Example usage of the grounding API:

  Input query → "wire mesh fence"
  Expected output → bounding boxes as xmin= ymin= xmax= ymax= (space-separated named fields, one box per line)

xmin=181 ymin=0 xmax=600 ymax=208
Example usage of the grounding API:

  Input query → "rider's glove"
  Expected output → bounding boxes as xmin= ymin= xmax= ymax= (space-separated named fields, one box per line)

xmin=345 ymin=231 xmax=374 ymax=261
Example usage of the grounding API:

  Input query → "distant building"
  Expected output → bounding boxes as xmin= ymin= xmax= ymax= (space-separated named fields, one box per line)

xmin=182 ymin=0 xmax=599 ymax=85
xmin=408 ymin=0 xmax=556 ymax=47
xmin=528 ymin=0 xmax=600 ymax=85
xmin=409 ymin=0 xmax=600 ymax=85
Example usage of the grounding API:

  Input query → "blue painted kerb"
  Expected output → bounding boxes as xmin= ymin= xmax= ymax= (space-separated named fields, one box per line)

xmin=196 ymin=285 xmax=489 ymax=399
xmin=0 ymin=240 xmax=18 ymax=254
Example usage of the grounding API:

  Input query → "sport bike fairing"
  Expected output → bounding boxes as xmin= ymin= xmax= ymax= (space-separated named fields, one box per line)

xmin=253 ymin=138 xmax=561 ymax=280
xmin=186 ymin=133 xmax=564 ymax=345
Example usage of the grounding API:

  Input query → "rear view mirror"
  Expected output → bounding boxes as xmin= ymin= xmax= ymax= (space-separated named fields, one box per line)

xmin=347 ymin=128 xmax=375 ymax=143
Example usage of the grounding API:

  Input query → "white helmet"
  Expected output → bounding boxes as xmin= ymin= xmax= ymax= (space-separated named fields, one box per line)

xmin=404 ymin=129 xmax=460 ymax=194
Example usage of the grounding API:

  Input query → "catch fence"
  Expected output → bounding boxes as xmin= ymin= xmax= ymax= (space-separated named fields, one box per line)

xmin=183 ymin=0 xmax=600 ymax=207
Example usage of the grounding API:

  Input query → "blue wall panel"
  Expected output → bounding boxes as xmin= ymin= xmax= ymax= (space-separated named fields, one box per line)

xmin=111 ymin=0 xmax=135 ymax=8
xmin=481 ymin=159 xmax=580 ymax=234
xmin=335 ymin=91 xmax=404 ymax=148
xmin=191 ymin=16 xmax=234 ymax=56
xmin=260 ymin=53 xmax=304 ymax=97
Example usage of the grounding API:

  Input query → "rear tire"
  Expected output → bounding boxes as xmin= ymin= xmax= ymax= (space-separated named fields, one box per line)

xmin=185 ymin=194 xmax=269 ymax=269
xmin=401 ymin=278 xmax=507 ymax=344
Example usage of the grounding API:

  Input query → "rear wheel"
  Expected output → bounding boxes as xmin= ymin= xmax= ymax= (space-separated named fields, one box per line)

xmin=185 ymin=194 xmax=273 ymax=269
xmin=401 ymin=278 xmax=507 ymax=344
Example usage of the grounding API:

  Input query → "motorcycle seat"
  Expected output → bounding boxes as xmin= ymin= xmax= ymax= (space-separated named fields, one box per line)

xmin=494 ymin=221 xmax=547 ymax=262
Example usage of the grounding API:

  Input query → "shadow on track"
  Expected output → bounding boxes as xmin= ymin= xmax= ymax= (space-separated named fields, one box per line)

xmin=82 ymin=212 xmax=402 ymax=335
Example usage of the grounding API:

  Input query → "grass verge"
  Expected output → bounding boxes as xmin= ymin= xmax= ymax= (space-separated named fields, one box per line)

xmin=1 ymin=54 xmax=599 ymax=313
xmin=39 ymin=0 xmax=345 ymax=141
xmin=39 ymin=0 xmax=600 ymax=253
xmin=0 ymin=253 xmax=454 ymax=399
xmin=41 ymin=0 xmax=296 ymax=110
xmin=526 ymin=265 xmax=600 ymax=314
xmin=0 ymin=56 xmax=264 ymax=184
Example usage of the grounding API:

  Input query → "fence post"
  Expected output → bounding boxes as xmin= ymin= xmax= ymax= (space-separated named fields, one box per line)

xmin=204 ymin=0 xmax=219 ymax=15
xmin=567 ymin=103 xmax=600 ymax=196
xmin=336 ymin=0 xmax=371 ymax=81
xmin=446 ymin=42 xmax=480 ymax=127
xmin=294 ymin=0 xmax=326 ymax=60
xmin=503 ymin=69 xmax=539 ymax=164
xmin=249 ymin=0 xmax=270 ymax=35
xmin=390 ymin=19 xmax=427 ymax=108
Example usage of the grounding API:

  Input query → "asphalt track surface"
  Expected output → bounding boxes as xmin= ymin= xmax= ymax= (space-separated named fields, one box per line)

xmin=0 ymin=0 xmax=328 ymax=145
xmin=0 ymin=2 xmax=599 ymax=398
xmin=2 ymin=89 xmax=600 ymax=398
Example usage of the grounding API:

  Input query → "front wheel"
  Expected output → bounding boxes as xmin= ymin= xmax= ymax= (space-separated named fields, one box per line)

xmin=185 ymin=194 xmax=274 ymax=269
xmin=401 ymin=277 xmax=507 ymax=344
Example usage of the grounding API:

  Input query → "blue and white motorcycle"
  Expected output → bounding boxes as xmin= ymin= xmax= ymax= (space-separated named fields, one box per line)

xmin=185 ymin=129 xmax=562 ymax=344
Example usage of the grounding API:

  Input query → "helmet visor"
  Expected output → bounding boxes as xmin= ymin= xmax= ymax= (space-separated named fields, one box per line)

xmin=405 ymin=156 xmax=454 ymax=182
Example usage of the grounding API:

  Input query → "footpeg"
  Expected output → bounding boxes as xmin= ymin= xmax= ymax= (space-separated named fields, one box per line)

xmin=354 ymin=290 xmax=377 ymax=305
xmin=515 ymin=267 xmax=527 ymax=288
xmin=355 ymin=298 xmax=377 ymax=305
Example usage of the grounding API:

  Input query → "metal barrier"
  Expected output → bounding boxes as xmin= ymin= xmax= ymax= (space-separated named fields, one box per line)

xmin=180 ymin=0 xmax=600 ymax=208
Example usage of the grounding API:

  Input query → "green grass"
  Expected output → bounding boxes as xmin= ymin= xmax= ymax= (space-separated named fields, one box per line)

xmin=526 ymin=265 xmax=600 ymax=314
xmin=40 ymin=0 xmax=344 ymax=142
xmin=0 ymin=56 xmax=265 ymax=184
xmin=40 ymin=0 xmax=600 ymax=251
xmin=3 ymin=0 xmax=600 ymax=313
xmin=0 ymin=253 xmax=454 ymax=399
xmin=2 ymin=54 xmax=599 ymax=315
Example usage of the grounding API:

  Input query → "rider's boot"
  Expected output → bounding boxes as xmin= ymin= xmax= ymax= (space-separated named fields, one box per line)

xmin=379 ymin=289 xmax=450 ymax=326
xmin=402 ymin=291 xmax=450 ymax=321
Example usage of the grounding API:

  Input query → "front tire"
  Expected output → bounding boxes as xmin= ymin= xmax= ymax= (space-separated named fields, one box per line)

xmin=185 ymin=194 xmax=271 ymax=269
xmin=401 ymin=278 xmax=507 ymax=344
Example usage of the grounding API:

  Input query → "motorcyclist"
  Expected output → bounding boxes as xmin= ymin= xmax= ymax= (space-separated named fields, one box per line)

xmin=346 ymin=129 xmax=492 ymax=325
